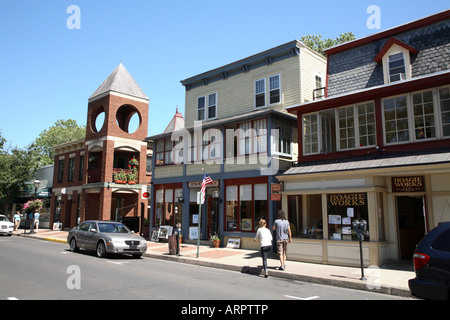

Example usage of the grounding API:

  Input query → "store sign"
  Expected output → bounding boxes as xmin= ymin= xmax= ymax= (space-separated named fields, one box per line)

xmin=328 ymin=193 xmax=366 ymax=206
xmin=392 ymin=176 xmax=425 ymax=192
xmin=270 ymin=183 xmax=282 ymax=201
xmin=188 ymin=180 xmax=219 ymax=188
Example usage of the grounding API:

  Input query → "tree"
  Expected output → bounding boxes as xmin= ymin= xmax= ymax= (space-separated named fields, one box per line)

xmin=301 ymin=32 xmax=356 ymax=57
xmin=0 ymin=133 xmax=36 ymax=214
xmin=31 ymin=119 xmax=86 ymax=167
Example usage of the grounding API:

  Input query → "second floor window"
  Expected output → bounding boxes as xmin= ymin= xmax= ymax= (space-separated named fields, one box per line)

xmin=68 ymin=158 xmax=75 ymax=182
xmin=57 ymin=159 xmax=64 ymax=183
xmin=388 ymin=52 xmax=406 ymax=83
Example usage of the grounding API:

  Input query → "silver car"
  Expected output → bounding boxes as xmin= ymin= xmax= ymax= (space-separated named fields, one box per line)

xmin=67 ymin=220 xmax=147 ymax=258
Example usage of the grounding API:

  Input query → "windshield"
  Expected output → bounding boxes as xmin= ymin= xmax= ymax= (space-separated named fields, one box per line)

xmin=98 ymin=223 xmax=131 ymax=234
xmin=0 ymin=216 xmax=8 ymax=222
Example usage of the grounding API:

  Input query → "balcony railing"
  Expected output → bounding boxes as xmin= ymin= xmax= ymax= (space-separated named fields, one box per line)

xmin=313 ymin=87 xmax=326 ymax=100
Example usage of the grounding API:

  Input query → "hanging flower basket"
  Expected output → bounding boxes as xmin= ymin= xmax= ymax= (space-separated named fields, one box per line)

xmin=129 ymin=158 xmax=139 ymax=167
xmin=24 ymin=199 xmax=44 ymax=212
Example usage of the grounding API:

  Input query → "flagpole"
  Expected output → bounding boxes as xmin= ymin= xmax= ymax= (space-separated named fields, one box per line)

xmin=196 ymin=193 xmax=202 ymax=258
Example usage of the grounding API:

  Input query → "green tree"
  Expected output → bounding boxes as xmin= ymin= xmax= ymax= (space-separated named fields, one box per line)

xmin=0 ymin=133 xmax=36 ymax=214
xmin=31 ymin=119 xmax=86 ymax=167
xmin=301 ymin=32 xmax=356 ymax=57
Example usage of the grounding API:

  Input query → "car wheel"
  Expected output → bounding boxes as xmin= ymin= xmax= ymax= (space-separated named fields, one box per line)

xmin=69 ymin=238 xmax=79 ymax=252
xmin=96 ymin=241 xmax=107 ymax=258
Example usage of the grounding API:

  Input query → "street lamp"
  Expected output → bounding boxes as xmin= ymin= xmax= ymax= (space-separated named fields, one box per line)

xmin=29 ymin=180 xmax=40 ymax=235
xmin=352 ymin=219 xmax=367 ymax=280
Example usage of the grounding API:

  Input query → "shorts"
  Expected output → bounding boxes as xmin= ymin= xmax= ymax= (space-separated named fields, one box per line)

xmin=277 ymin=240 xmax=288 ymax=256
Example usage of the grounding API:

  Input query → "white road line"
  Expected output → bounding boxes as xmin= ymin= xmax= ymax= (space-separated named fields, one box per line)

xmin=284 ymin=295 xmax=320 ymax=300
xmin=107 ymin=261 xmax=130 ymax=266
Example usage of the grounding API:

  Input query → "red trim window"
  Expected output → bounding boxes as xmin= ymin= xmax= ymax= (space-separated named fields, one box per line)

xmin=155 ymin=138 xmax=173 ymax=166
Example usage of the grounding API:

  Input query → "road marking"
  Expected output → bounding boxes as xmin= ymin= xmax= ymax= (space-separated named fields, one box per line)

xmin=107 ymin=261 xmax=130 ymax=266
xmin=7 ymin=297 xmax=19 ymax=300
xmin=284 ymin=295 xmax=320 ymax=300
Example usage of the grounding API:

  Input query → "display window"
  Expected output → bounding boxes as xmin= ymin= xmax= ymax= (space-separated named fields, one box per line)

xmin=327 ymin=193 xmax=369 ymax=241
xmin=225 ymin=178 xmax=268 ymax=232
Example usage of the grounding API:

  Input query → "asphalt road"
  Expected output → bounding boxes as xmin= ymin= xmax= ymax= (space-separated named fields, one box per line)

xmin=0 ymin=236 xmax=412 ymax=302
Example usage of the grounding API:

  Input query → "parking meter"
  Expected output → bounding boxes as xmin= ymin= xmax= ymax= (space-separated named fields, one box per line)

xmin=352 ymin=219 xmax=367 ymax=280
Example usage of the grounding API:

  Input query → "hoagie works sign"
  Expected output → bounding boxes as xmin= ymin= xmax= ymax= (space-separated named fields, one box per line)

xmin=392 ymin=176 xmax=424 ymax=192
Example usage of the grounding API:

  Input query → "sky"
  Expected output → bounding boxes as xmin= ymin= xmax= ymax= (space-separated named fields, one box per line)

xmin=0 ymin=0 xmax=449 ymax=149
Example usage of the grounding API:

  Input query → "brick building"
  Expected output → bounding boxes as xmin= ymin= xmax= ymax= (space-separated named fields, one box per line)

xmin=50 ymin=64 xmax=152 ymax=233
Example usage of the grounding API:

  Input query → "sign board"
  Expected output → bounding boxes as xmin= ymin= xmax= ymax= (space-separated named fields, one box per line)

xmin=392 ymin=176 xmax=425 ymax=192
xmin=270 ymin=183 xmax=282 ymax=201
xmin=226 ymin=238 xmax=241 ymax=249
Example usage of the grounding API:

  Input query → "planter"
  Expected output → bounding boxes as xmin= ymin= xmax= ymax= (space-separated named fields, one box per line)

xmin=179 ymin=236 xmax=183 ymax=245
xmin=115 ymin=180 xmax=126 ymax=184
xmin=128 ymin=181 xmax=136 ymax=185
xmin=212 ymin=239 xmax=220 ymax=248
xmin=142 ymin=226 xmax=150 ymax=239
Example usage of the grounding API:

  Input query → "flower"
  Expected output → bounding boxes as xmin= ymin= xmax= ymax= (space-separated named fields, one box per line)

xmin=24 ymin=199 xmax=43 ymax=212
xmin=129 ymin=158 xmax=139 ymax=166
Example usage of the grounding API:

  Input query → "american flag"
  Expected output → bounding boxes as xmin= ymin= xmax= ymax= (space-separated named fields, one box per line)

xmin=200 ymin=172 xmax=213 ymax=204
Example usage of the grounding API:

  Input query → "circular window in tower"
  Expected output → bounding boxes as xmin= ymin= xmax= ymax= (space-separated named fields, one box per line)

xmin=116 ymin=104 xmax=142 ymax=134
xmin=91 ymin=106 xmax=106 ymax=133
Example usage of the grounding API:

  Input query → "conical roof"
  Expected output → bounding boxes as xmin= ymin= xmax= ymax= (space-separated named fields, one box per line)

xmin=89 ymin=63 xmax=148 ymax=101
xmin=163 ymin=107 xmax=185 ymax=133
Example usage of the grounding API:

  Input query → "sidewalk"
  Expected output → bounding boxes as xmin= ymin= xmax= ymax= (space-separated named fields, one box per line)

xmin=13 ymin=228 xmax=415 ymax=298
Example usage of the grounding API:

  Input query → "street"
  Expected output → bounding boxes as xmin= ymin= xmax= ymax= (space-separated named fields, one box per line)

xmin=0 ymin=236 xmax=412 ymax=302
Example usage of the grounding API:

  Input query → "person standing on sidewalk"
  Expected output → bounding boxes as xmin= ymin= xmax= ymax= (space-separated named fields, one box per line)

xmin=273 ymin=210 xmax=292 ymax=271
xmin=254 ymin=219 xmax=273 ymax=278
xmin=34 ymin=212 xmax=40 ymax=233
xmin=14 ymin=211 xmax=21 ymax=231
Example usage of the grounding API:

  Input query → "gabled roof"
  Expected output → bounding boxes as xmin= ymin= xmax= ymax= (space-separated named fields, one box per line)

xmin=374 ymin=38 xmax=419 ymax=63
xmin=89 ymin=63 xmax=148 ymax=101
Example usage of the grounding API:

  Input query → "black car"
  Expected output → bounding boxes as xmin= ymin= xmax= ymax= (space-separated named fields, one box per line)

xmin=409 ymin=222 xmax=450 ymax=300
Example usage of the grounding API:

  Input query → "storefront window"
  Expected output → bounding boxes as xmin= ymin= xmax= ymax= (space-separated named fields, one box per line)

xmin=155 ymin=189 xmax=163 ymax=227
xmin=226 ymin=185 xmax=238 ymax=231
xmin=288 ymin=194 xmax=323 ymax=239
xmin=226 ymin=181 xmax=268 ymax=232
xmin=327 ymin=193 xmax=369 ymax=241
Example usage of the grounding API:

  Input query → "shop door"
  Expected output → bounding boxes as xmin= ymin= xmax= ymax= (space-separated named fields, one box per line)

xmin=396 ymin=196 xmax=427 ymax=260
xmin=207 ymin=197 xmax=219 ymax=237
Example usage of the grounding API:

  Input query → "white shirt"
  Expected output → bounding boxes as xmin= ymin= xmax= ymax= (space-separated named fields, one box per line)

xmin=254 ymin=227 xmax=273 ymax=247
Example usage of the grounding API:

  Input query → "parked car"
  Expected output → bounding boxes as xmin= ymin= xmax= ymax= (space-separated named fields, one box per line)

xmin=409 ymin=222 xmax=450 ymax=300
xmin=0 ymin=215 xmax=14 ymax=236
xmin=67 ymin=220 xmax=147 ymax=258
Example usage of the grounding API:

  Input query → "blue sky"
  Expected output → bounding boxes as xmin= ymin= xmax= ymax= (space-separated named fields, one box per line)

xmin=0 ymin=0 xmax=449 ymax=149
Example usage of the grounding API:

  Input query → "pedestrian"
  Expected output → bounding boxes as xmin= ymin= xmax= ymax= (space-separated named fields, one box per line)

xmin=273 ymin=210 xmax=292 ymax=271
xmin=14 ymin=211 xmax=21 ymax=231
xmin=254 ymin=219 xmax=273 ymax=278
xmin=34 ymin=212 xmax=40 ymax=233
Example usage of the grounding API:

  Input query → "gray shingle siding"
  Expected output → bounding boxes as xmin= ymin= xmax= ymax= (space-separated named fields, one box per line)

xmin=328 ymin=19 xmax=450 ymax=97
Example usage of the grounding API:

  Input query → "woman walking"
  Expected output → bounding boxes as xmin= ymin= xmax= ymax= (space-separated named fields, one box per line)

xmin=254 ymin=219 xmax=273 ymax=278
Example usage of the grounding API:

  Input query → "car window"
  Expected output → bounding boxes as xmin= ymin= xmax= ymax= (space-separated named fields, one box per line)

xmin=89 ymin=222 xmax=98 ymax=232
xmin=98 ymin=223 xmax=130 ymax=234
xmin=79 ymin=222 xmax=90 ymax=231
xmin=431 ymin=229 xmax=450 ymax=252
xmin=0 ymin=216 xmax=8 ymax=222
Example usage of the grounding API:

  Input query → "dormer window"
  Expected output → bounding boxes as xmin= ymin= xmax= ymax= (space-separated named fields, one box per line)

xmin=388 ymin=52 xmax=406 ymax=82
xmin=374 ymin=38 xmax=418 ymax=85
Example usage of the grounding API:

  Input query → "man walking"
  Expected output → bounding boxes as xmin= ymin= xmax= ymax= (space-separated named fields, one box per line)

xmin=273 ymin=210 xmax=292 ymax=271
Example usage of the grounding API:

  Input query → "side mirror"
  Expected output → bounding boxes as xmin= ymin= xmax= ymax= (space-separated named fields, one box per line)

xmin=90 ymin=228 xmax=97 ymax=233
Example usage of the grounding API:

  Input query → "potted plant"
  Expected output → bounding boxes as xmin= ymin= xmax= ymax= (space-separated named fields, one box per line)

xmin=210 ymin=233 xmax=220 ymax=248
xmin=127 ymin=167 xmax=138 ymax=184
xmin=113 ymin=169 xmax=127 ymax=184
xmin=23 ymin=199 xmax=43 ymax=212
xmin=142 ymin=218 xmax=150 ymax=239
xmin=178 ymin=233 xmax=183 ymax=245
